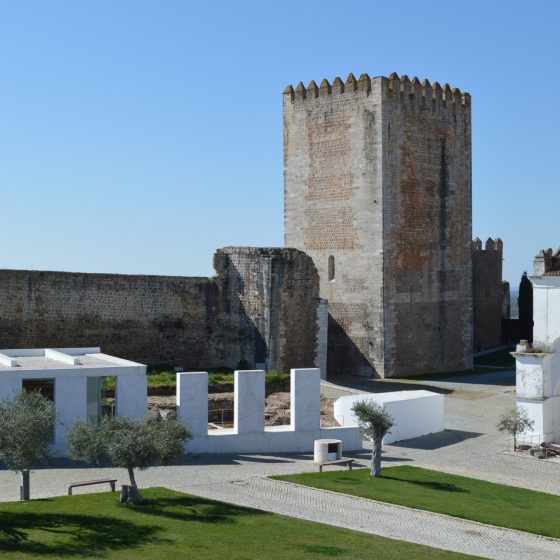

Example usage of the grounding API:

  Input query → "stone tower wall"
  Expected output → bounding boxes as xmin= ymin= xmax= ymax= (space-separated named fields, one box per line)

xmin=284 ymin=72 xmax=473 ymax=377
xmin=284 ymin=75 xmax=384 ymax=376
xmin=472 ymin=238 xmax=504 ymax=349
xmin=381 ymin=74 xmax=473 ymax=375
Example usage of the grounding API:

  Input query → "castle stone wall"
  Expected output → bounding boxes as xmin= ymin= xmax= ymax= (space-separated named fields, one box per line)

xmin=472 ymin=238 xmax=504 ymax=349
xmin=0 ymin=248 xmax=320 ymax=372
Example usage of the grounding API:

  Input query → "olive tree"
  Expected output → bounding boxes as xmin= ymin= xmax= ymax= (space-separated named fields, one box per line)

xmin=497 ymin=406 xmax=534 ymax=450
xmin=0 ymin=390 xmax=56 ymax=500
xmin=67 ymin=415 xmax=192 ymax=503
xmin=351 ymin=399 xmax=394 ymax=477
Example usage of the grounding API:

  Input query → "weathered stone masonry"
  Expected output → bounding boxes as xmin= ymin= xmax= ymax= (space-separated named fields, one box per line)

xmin=0 ymin=247 xmax=321 ymax=373
xmin=284 ymin=73 xmax=473 ymax=377
xmin=472 ymin=237 xmax=504 ymax=349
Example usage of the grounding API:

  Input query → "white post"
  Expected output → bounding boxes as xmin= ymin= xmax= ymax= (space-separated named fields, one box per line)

xmin=54 ymin=376 xmax=87 ymax=455
xmin=116 ymin=374 xmax=147 ymax=420
xmin=290 ymin=368 xmax=321 ymax=431
xmin=0 ymin=379 xmax=21 ymax=402
xmin=177 ymin=372 xmax=208 ymax=438
xmin=234 ymin=370 xmax=265 ymax=434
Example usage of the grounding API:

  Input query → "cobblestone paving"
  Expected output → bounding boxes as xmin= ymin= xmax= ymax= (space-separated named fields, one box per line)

xmin=186 ymin=476 xmax=560 ymax=560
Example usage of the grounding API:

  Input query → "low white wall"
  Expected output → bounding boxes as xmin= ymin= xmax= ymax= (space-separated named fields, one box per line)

xmin=333 ymin=390 xmax=444 ymax=444
xmin=178 ymin=368 xmax=362 ymax=455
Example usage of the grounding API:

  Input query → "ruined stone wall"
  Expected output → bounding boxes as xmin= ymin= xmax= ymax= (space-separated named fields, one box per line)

xmin=472 ymin=238 xmax=503 ymax=349
xmin=382 ymin=74 xmax=473 ymax=375
xmin=0 ymin=248 xmax=320 ymax=371
xmin=284 ymin=72 xmax=472 ymax=377
xmin=213 ymin=247 xmax=320 ymax=373
xmin=284 ymin=75 xmax=384 ymax=377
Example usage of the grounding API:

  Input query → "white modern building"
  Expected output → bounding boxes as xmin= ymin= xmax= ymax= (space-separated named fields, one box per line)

xmin=514 ymin=249 xmax=560 ymax=442
xmin=0 ymin=348 xmax=147 ymax=455
xmin=333 ymin=390 xmax=444 ymax=444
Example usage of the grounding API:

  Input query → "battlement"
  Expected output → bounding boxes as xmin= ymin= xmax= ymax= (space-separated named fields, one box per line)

xmin=284 ymin=72 xmax=470 ymax=109
xmin=472 ymin=237 xmax=503 ymax=254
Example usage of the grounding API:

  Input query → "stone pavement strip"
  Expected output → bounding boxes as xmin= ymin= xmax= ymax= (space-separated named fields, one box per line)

xmin=185 ymin=476 xmax=560 ymax=560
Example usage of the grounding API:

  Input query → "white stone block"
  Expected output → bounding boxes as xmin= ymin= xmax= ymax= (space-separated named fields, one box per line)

xmin=334 ymin=390 xmax=444 ymax=444
xmin=234 ymin=370 xmax=264 ymax=434
xmin=116 ymin=374 xmax=147 ymax=420
xmin=177 ymin=372 xmax=208 ymax=438
xmin=290 ymin=368 xmax=321 ymax=431
xmin=54 ymin=376 xmax=87 ymax=455
xmin=516 ymin=354 xmax=554 ymax=399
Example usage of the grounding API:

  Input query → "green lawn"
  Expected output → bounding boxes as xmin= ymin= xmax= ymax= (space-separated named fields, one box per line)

xmin=102 ymin=370 xmax=290 ymax=391
xmin=0 ymin=487 xmax=479 ymax=559
xmin=473 ymin=347 xmax=515 ymax=368
xmin=274 ymin=466 xmax=560 ymax=539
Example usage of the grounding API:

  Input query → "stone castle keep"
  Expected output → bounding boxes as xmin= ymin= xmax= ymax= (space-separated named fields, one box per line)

xmin=284 ymin=73 xmax=472 ymax=376
xmin=0 ymin=72 xmax=504 ymax=377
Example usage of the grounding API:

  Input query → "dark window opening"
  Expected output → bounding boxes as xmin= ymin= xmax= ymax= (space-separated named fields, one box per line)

xmin=328 ymin=255 xmax=335 ymax=282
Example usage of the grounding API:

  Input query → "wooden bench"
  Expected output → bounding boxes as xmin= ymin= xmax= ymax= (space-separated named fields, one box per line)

xmin=317 ymin=458 xmax=353 ymax=473
xmin=67 ymin=478 xmax=117 ymax=495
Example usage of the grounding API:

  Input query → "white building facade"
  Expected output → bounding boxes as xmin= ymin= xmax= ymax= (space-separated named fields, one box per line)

xmin=514 ymin=249 xmax=560 ymax=442
xmin=0 ymin=348 xmax=147 ymax=455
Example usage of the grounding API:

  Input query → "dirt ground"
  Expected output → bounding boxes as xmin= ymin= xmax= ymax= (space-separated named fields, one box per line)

xmin=147 ymin=392 xmax=339 ymax=427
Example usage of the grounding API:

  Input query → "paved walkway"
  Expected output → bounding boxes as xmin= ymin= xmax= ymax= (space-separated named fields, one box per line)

xmin=188 ymin=476 xmax=560 ymax=560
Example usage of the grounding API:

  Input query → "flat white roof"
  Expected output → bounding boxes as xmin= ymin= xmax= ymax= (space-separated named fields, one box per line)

xmin=0 ymin=348 xmax=145 ymax=372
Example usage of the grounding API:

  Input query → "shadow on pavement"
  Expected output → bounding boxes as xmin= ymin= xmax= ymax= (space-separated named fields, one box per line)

xmin=387 ymin=429 xmax=483 ymax=451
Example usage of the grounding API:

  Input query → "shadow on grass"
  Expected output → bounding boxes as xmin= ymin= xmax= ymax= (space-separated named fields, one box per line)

xmin=299 ymin=544 xmax=347 ymax=556
xmin=380 ymin=474 xmax=469 ymax=493
xmin=133 ymin=494 xmax=269 ymax=524
xmin=0 ymin=511 xmax=163 ymax=557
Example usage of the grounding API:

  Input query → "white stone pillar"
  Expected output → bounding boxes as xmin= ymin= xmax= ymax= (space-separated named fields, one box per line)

xmin=234 ymin=370 xmax=265 ymax=434
xmin=116 ymin=374 xmax=147 ymax=420
xmin=290 ymin=368 xmax=321 ymax=431
xmin=54 ymin=376 xmax=87 ymax=455
xmin=0 ymin=378 xmax=21 ymax=402
xmin=177 ymin=372 xmax=208 ymax=438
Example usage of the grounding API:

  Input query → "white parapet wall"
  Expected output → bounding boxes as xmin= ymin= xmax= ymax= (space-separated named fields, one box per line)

xmin=333 ymin=390 xmax=444 ymax=444
xmin=177 ymin=368 xmax=362 ymax=454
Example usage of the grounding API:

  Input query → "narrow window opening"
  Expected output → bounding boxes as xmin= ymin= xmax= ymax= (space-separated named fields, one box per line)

xmin=328 ymin=255 xmax=335 ymax=282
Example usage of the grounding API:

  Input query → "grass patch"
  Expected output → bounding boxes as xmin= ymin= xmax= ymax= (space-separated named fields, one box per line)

xmin=273 ymin=466 xmax=560 ymax=539
xmin=473 ymin=348 xmax=515 ymax=368
xmin=0 ymin=487 xmax=478 ymax=559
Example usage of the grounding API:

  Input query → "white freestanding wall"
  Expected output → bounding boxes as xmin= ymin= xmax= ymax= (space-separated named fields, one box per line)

xmin=178 ymin=368 xmax=362 ymax=454
xmin=514 ymin=253 xmax=560 ymax=442
xmin=333 ymin=390 xmax=444 ymax=444
xmin=0 ymin=348 xmax=147 ymax=456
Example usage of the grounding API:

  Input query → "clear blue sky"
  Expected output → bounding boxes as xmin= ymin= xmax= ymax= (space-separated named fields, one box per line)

xmin=1 ymin=1 xmax=558 ymax=285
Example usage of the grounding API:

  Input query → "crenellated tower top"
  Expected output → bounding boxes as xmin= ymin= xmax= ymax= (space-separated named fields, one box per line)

xmin=284 ymin=71 xmax=470 ymax=109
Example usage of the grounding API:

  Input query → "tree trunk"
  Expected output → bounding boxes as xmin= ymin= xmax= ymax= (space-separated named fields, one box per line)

xmin=126 ymin=467 xmax=144 ymax=504
xmin=20 ymin=470 xmax=30 ymax=501
xmin=513 ymin=432 xmax=517 ymax=451
xmin=371 ymin=437 xmax=382 ymax=477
